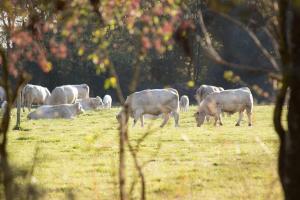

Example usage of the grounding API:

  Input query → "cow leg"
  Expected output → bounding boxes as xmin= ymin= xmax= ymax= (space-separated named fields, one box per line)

xmin=27 ymin=98 xmax=32 ymax=112
xmin=246 ymin=110 xmax=252 ymax=126
xmin=236 ymin=111 xmax=244 ymax=126
xmin=133 ymin=109 xmax=143 ymax=127
xmin=22 ymin=99 xmax=26 ymax=112
xmin=160 ymin=113 xmax=170 ymax=128
xmin=172 ymin=111 xmax=179 ymax=127
xmin=218 ymin=114 xmax=223 ymax=126
xmin=213 ymin=116 xmax=218 ymax=126
xmin=216 ymin=106 xmax=223 ymax=126
xmin=140 ymin=115 xmax=144 ymax=127
xmin=206 ymin=116 xmax=210 ymax=122
xmin=133 ymin=119 xmax=138 ymax=127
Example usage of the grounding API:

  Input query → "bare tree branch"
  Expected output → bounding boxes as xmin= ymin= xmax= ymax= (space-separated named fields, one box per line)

xmin=211 ymin=10 xmax=280 ymax=72
xmin=196 ymin=8 xmax=281 ymax=80
xmin=262 ymin=26 xmax=280 ymax=58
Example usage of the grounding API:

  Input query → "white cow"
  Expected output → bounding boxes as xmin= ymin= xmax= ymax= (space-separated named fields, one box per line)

xmin=69 ymin=84 xmax=89 ymax=99
xmin=116 ymin=88 xmax=179 ymax=127
xmin=46 ymin=85 xmax=78 ymax=105
xmin=75 ymin=96 xmax=103 ymax=111
xmin=22 ymin=84 xmax=51 ymax=111
xmin=103 ymin=94 xmax=112 ymax=109
xmin=27 ymin=102 xmax=84 ymax=120
xmin=194 ymin=87 xmax=253 ymax=127
xmin=194 ymin=85 xmax=224 ymax=104
xmin=180 ymin=95 xmax=189 ymax=112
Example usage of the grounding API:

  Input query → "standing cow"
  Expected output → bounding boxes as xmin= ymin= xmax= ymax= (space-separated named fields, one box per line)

xmin=70 ymin=84 xmax=89 ymax=99
xmin=194 ymin=85 xmax=224 ymax=104
xmin=194 ymin=87 xmax=253 ymax=127
xmin=22 ymin=84 xmax=51 ymax=111
xmin=116 ymin=88 xmax=179 ymax=127
xmin=180 ymin=95 xmax=189 ymax=112
xmin=46 ymin=85 xmax=78 ymax=105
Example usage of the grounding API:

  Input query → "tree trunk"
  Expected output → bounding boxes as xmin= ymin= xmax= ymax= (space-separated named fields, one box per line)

xmin=13 ymin=90 xmax=21 ymax=130
xmin=283 ymin=4 xmax=300 ymax=199
xmin=277 ymin=1 xmax=300 ymax=199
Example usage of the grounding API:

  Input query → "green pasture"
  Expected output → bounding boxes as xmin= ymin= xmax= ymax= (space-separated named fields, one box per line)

xmin=4 ymin=105 xmax=283 ymax=199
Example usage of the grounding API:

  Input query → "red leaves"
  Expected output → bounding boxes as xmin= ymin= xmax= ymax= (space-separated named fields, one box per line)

xmin=162 ymin=21 xmax=173 ymax=34
xmin=141 ymin=15 xmax=151 ymax=23
xmin=50 ymin=39 xmax=68 ymax=59
xmin=131 ymin=0 xmax=140 ymax=9
xmin=154 ymin=38 xmax=163 ymax=52
xmin=142 ymin=36 xmax=152 ymax=49
xmin=11 ymin=31 xmax=33 ymax=48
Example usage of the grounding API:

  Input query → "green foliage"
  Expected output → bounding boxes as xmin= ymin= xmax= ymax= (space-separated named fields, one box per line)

xmin=5 ymin=106 xmax=283 ymax=199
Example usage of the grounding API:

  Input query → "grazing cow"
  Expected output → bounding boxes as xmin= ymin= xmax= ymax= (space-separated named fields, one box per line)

xmin=46 ymin=85 xmax=78 ymax=105
xmin=27 ymin=102 xmax=84 ymax=120
xmin=116 ymin=88 xmax=179 ymax=127
xmin=103 ymin=95 xmax=112 ymax=109
xmin=194 ymin=87 xmax=253 ymax=127
xmin=194 ymin=85 xmax=224 ymax=104
xmin=180 ymin=95 xmax=189 ymax=112
xmin=22 ymin=84 xmax=51 ymax=111
xmin=75 ymin=96 xmax=103 ymax=111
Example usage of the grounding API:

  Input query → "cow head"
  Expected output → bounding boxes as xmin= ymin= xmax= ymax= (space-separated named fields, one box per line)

xmin=194 ymin=111 xmax=205 ymax=127
xmin=116 ymin=110 xmax=125 ymax=125
xmin=95 ymin=96 xmax=104 ymax=109
xmin=75 ymin=102 xmax=85 ymax=114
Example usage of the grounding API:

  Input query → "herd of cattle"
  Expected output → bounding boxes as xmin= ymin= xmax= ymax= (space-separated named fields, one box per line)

xmin=0 ymin=84 xmax=253 ymax=127
xmin=116 ymin=85 xmax=253 ymax=127
xmin=0 ymin=84 xmax=112 ymax=119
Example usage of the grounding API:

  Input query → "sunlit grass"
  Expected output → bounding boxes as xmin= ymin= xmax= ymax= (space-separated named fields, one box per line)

xmin=4 ymin=105 xmax=283 ymax=199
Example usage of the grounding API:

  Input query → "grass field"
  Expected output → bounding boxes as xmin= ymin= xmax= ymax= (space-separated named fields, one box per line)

xmin=4 ymin=105 xmax=283 ymax=199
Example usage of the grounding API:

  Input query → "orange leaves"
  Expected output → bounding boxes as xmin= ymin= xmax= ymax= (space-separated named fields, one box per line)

xmin=38 ymin=56 xmax=52 ymax=73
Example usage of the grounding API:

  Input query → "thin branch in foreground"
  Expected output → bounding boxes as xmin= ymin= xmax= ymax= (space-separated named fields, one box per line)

xmin=126 ymin=136 xmax=146 ymax=200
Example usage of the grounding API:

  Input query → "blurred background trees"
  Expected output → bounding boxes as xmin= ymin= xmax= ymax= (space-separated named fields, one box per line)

xmin=0 ymin=0 xmax=280 ymax=104
xmin=2 ymin=0 xmax=300 ymax=199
